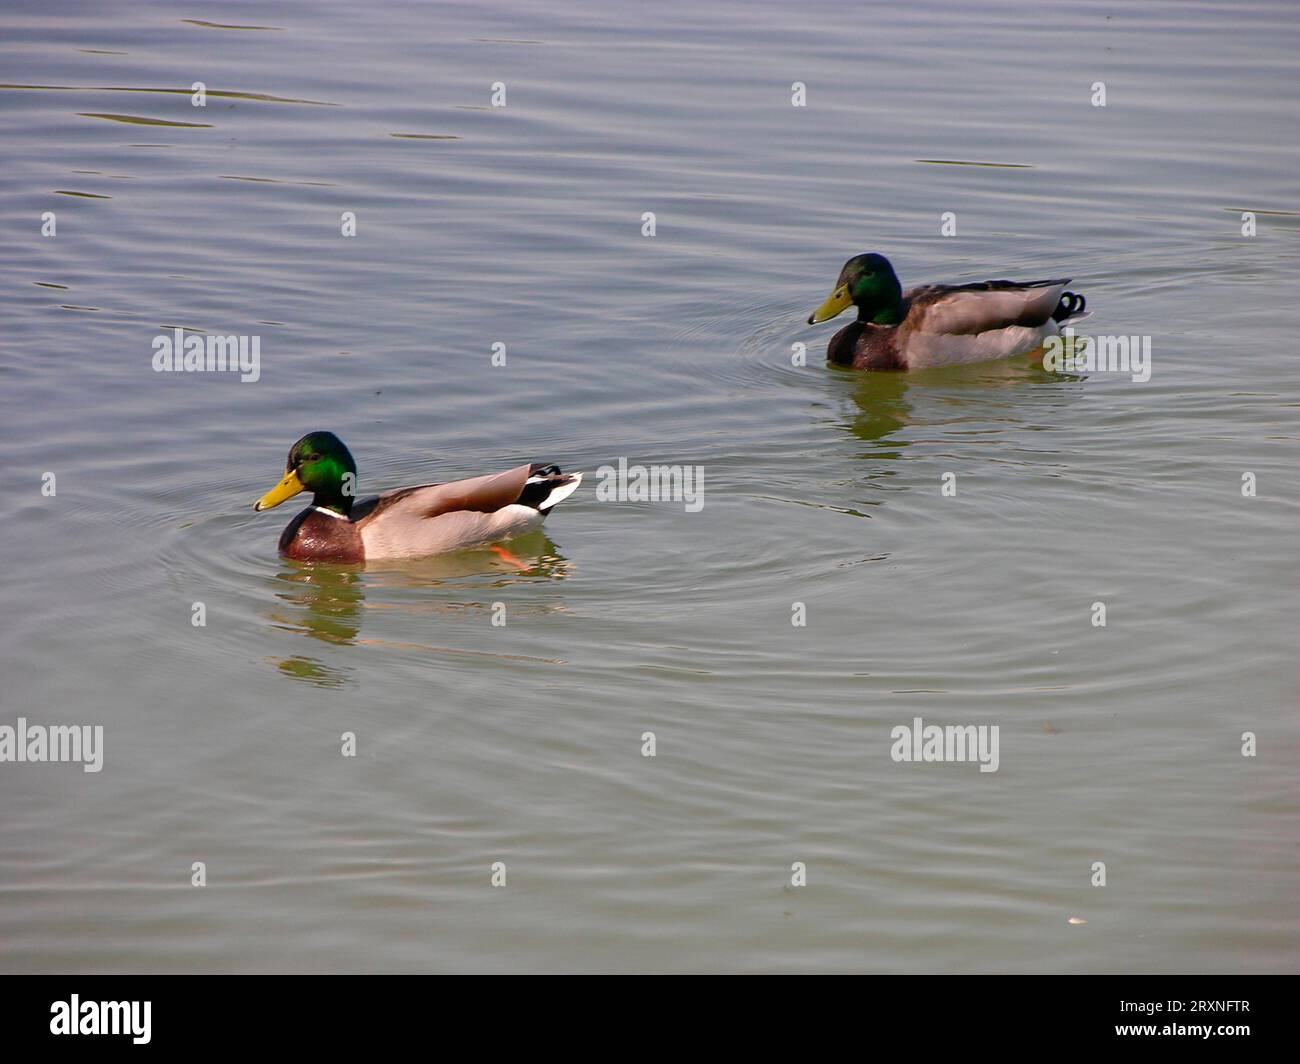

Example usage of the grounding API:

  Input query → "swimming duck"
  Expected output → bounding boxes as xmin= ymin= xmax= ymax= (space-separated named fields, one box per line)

xmin=807 ymin=253 xmax=1088 ymax=370
xmin=252 ymin=431 xmax=582 ymax=563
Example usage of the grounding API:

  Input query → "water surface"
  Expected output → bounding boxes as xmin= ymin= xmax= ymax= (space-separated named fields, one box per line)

xmin=1 ymin=0 xmax=1297 ymax=972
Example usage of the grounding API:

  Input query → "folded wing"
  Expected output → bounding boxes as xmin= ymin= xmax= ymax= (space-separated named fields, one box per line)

xmin=356 ymin=464 xmax=537 ymax=558
xmin=906 ymin=279 xmax=1070 ymax=336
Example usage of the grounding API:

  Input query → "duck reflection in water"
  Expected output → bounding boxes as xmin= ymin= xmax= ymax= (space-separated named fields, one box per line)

xmin=264 ymin=531 xmax=572 ymax=686
xmin=832 ymin=348 xmax=1085 ymax=448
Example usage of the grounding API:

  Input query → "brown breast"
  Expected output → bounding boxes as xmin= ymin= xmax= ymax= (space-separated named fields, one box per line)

xmin=278 ymin=508 xmax=366 ymax=563
xmin=828 ymin=322 xmax=904 ymax=371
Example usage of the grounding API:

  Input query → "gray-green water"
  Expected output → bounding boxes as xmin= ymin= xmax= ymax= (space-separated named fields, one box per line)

xmin=1 ymin=0 xmax=1296 ymax=972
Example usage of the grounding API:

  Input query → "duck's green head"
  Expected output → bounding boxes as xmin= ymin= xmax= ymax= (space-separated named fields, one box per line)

xmin=808 ymin=253 xmax=904 ymax=326
xmin=253 ymin=431 xmax=358 ymax=516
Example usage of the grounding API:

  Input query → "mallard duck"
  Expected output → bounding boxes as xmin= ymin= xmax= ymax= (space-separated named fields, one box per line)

xmin=252 ymin=431 xmax=582 ymax=562
xmin=807 ymin=253 xmax=1089 ymax=370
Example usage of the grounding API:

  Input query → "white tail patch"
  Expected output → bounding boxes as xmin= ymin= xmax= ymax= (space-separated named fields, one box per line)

xmin=538 ymin=472 xmax=582 ymax=511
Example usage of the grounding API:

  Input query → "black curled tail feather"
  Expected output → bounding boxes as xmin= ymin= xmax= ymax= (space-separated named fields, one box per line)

xmin=1052 ymin=291 xmax=1086 ymax=322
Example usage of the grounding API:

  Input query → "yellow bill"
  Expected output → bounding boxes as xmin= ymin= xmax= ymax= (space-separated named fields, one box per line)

xmin=254 ymin=469 xmax=305 ymax=511
xmin=807 ymin=284 xmax=853 ymax=325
